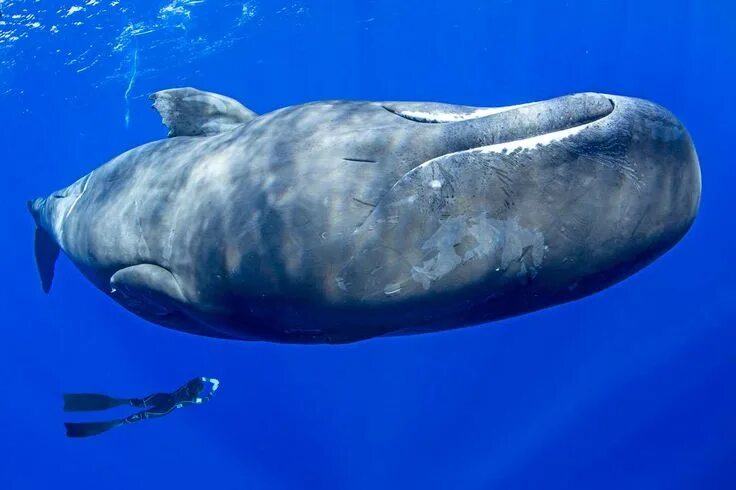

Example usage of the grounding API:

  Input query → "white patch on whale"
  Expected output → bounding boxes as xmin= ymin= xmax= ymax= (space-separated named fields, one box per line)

xmin=394 ymin=102 xmax=536 ymax=123
xmin=477 ymin=123 xmax=588 ymax=154
xmin=410 ymin=213 xmax=545 ymax=290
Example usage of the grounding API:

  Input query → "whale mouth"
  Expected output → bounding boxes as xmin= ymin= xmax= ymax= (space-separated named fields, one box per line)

xmin=383 ymin=101 xmax=538 ymax=123
xmin=385 ymin=93 xmax=615 ymax=154
xmin=379 ymin=94 xmax=618 ymax=197
xmin=473 ymin=96 xmax=617 ymax=155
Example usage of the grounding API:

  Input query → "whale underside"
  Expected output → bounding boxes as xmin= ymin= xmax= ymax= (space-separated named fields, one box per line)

xmin=29 ymin=88 xmax=701 ymax=343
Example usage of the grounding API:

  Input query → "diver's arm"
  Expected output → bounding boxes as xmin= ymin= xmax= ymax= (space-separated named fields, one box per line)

xmin=197 ymin=377 xmax=220 ymax=403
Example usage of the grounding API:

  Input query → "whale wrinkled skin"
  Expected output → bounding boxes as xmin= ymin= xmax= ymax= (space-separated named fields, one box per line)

xmin=29 ymin=88 xmax=701 ymax=343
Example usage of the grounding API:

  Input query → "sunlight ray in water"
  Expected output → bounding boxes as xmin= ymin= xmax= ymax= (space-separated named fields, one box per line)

xmin=0 ymin=0 xmax=278 ymax=94
xmin=124 ymin=46 xmax=139 ymax=128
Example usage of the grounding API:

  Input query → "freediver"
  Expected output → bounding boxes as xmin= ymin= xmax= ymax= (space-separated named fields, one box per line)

xmin=63 ymin=377 xmax=220 ymax=438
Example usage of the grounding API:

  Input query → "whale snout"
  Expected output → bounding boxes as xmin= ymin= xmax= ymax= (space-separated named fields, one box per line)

xmin=626 ymin=95 xmax=700 ymax=230
xmin=610 ymin=95 xmax=701 ymax=262
xmin=524 ymin=94 xmax=702 ymax=299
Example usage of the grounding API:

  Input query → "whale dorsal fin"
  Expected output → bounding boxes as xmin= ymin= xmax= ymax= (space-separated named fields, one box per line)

xmin=150 ymin=87 xmax=258 ymax=137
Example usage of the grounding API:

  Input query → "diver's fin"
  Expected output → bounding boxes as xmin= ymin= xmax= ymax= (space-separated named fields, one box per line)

xmin=150 ymin=87 xmax=257 ymax=137
xmin=63 ymin=393 xmax=131 ymax=412
xmin=64 ymin=420 xmax=122 ymax=438
xmin=28 ymin=199 xmax=60 ymax=293
xmin=110 ymin=263 xmax=188 ymax=317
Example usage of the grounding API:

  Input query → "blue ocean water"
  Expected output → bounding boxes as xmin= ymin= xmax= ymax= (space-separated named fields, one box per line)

xmin=1 ymin=0 xmax=735 ymax=488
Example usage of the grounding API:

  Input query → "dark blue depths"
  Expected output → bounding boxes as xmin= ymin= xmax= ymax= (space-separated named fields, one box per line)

xmin=0 ymin=1 xmax=734 ymax=488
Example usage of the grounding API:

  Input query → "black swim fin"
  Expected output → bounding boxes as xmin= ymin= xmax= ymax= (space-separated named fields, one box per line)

xmin=64 ymin=420 xmax=122 ymax=438
xmin=63 ymin=393 xmax=131 ymax=412
xmin=28 ymin=199 xmax=60 ymax=293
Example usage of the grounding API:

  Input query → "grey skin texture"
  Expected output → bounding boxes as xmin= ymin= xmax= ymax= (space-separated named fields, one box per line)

xmin=29 ymin=88 xmax=701 ymax=343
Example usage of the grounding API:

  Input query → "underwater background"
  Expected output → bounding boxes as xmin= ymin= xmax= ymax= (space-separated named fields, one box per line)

xmin=1 ymin=0 xmax=735 ymax=488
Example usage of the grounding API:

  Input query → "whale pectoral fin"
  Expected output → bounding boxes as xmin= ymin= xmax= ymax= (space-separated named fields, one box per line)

xmin=150 ymin=87 xmax=258 ymax=137
xmin=110 ymin=264 xmax=188 ymax=317
xmin=109 ymin=264 xmax=238 ymax=340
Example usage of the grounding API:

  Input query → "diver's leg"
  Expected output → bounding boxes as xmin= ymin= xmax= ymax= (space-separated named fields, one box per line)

xmin=64 ymin=403 xmax=178 ymax=438
xmin=63 ymin=393 xmax=135 ymax=412
xmin=120 ymin=401 xmax=180 ymax=424
xmin=135 ymin=392 xmax=172 ymax=408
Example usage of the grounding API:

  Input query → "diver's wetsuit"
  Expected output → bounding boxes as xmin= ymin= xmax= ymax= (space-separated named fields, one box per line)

xmin=63 ymin=377 xmax=219 ymax=438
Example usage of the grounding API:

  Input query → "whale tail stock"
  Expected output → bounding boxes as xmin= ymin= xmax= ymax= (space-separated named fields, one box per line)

xmin=28 ymin=198 xmax=60 ymax=293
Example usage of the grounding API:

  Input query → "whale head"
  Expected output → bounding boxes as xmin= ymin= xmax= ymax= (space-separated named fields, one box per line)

xmin=334 ymin=93 xmax=701 ymax=322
